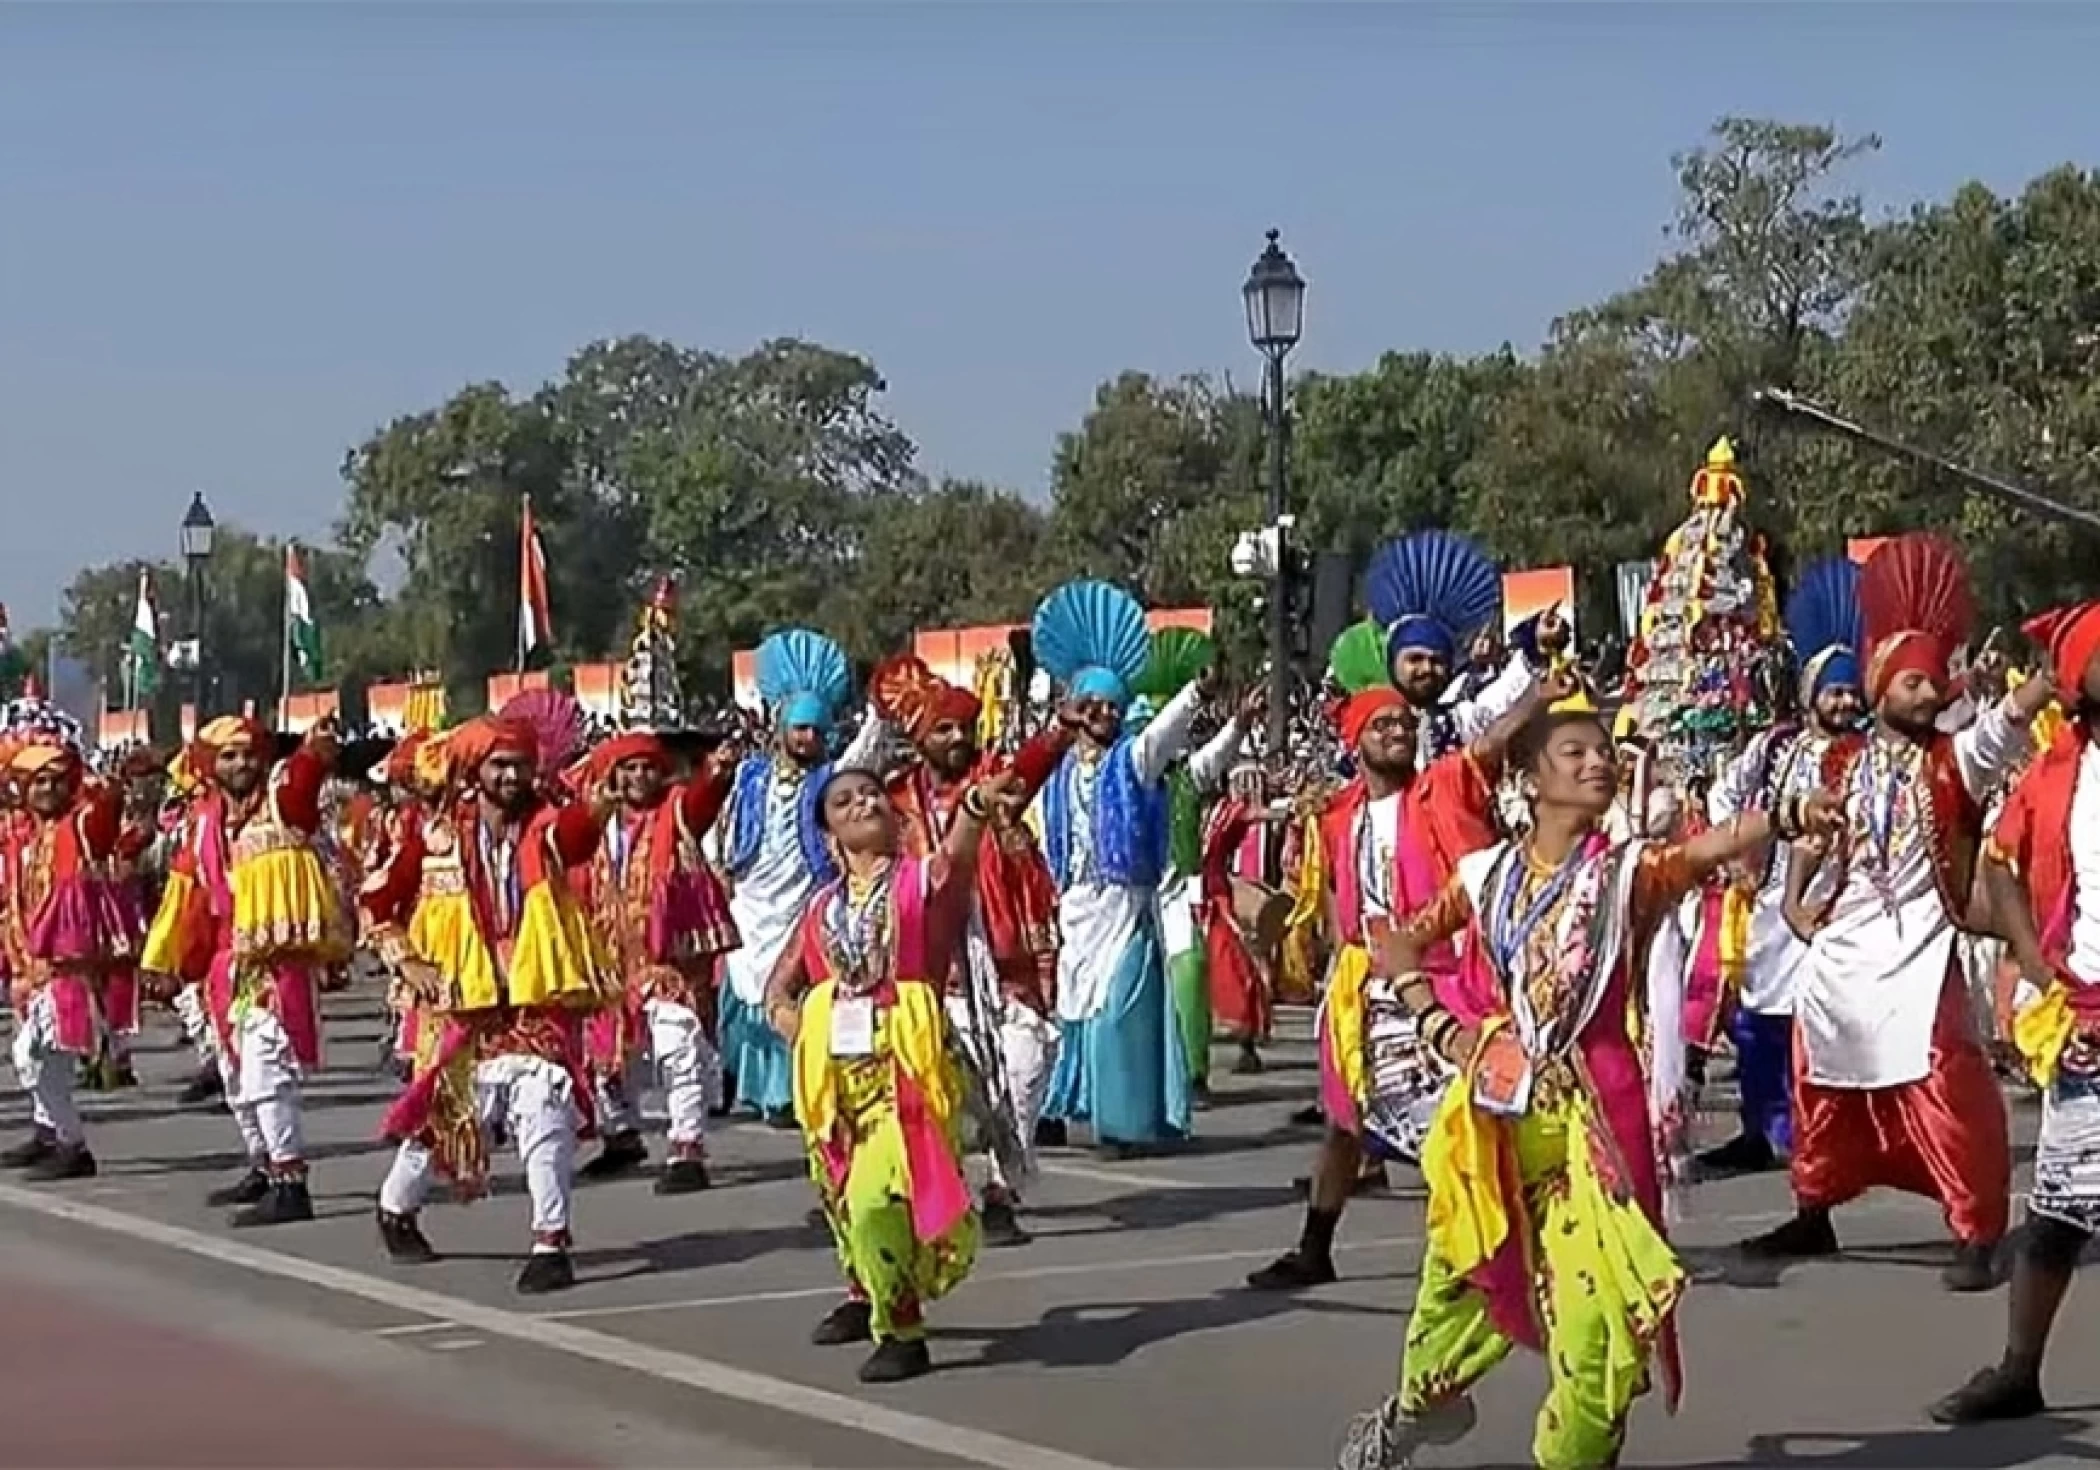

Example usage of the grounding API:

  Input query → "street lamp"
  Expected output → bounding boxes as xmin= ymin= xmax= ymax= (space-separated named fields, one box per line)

xmin=181 ymin=492 xmax=215 ymax=722
xmin=1242 ymin=228 xmax=1306 ymax=757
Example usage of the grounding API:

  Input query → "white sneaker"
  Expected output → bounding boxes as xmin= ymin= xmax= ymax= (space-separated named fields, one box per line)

xmin=1336 ymin=1394 xmax=1477 ymax=1470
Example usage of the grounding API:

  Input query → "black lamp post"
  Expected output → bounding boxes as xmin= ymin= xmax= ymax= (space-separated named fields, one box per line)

xmin=180 ymin=492 xmax=215 ymax=721
xmin=1242 ymin=228 xmax=1306 ymax=757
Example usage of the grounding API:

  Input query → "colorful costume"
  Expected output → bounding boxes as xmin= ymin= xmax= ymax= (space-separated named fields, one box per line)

xmin=141 ymin=716 xmax=347 ymax=1222
xmin=1032 ymin=582 xmax=1203 ymax=1149
xmin=1364 ymin=532 xmax=1532 ymax=765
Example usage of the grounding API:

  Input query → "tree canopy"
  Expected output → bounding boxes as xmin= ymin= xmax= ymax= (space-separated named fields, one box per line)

xmin=40 ymin=117 xmax=2100 ymax=708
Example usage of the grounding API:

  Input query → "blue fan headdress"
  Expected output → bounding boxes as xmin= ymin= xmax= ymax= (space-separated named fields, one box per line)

xmin=755 ymin=628 xmax=852 ymax=733
xmin=1032 ymin=580 xmax=1150 ymax=711
xmin=1365 ymin=531 xmax=1503 ymax=672
xmin=1785 ymin=557 xmax=1865 ymax=701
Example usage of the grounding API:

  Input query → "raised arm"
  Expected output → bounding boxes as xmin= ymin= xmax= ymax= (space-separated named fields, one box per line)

xmin=837 ymin=705 xmax=891 ymax=773
xmin=1956 ymin=682 xmax=2050 ymax=799
xmin=1131 ymin=682 xmax=1206 ymax=786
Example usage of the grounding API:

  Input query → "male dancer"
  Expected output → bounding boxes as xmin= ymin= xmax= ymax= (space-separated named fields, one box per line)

xmin=1741 ymin=535 xmax=2047 ymax=1290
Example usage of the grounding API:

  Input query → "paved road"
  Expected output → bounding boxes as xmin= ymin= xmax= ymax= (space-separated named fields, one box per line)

xmin=1 ymin=992 xmax=2095 ymax=1469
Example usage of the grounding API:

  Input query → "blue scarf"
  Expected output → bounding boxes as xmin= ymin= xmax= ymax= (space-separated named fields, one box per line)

xmin=724 ymin=754 xmax=835 ymax=886
xmin=1043 ymin=738 xmax=1165 ymax=891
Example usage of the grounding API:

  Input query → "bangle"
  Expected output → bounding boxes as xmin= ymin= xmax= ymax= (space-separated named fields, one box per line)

xmin=962 ymin=787 xmax=992 ymax=822
xmin=1420 ymin=1009 xmax=1460 ymax=1062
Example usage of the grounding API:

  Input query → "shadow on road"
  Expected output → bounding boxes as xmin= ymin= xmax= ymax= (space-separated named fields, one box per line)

xmin=930 ymin=1285 xmax=1398 ymax=1371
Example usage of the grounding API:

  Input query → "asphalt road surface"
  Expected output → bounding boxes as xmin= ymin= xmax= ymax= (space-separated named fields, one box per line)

xmin=0 ymin=991 xmax=2094 ymax=1469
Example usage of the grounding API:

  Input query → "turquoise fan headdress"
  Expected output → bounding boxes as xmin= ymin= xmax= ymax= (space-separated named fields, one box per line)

xmin=1032 ymin=580 xmax=1150 ymax=710
xmin=1365 ymin=530 xmax=1502 ymax=671
xmin=1785 ymin=557 xmax=1864 ymax=701
xmin=756 ymin=628 xmax=852 ymax=732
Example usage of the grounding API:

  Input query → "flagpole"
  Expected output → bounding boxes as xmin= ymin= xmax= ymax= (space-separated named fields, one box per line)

xmin=516 ymin=494 xmax=529 ymax=675
xmin=280 ymin=544 xmax=295 ymax=732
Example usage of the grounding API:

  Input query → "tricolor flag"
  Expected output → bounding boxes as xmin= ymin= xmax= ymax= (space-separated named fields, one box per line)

xmin=126 ymin=570 xmax=160 ymax=703
xmin=284 ymin=543 xmax=324 ymax=682
xmin=518 ymin=494 xmax=554 ymax=667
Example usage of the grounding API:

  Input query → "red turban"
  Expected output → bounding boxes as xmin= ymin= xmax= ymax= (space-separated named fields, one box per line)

xmin=1866 ymin=630 xmax=1954 ymax=706
xmin=871 ymin=654 xmax=982 ymax=745
xmin=380 ymin=731 xmax=427 ymax=787
xmin=916 ymin=682 xmax=982 ymax=743
xmin=2026 ymin=601 xmax=2100 ymax=699
xmin=448 ymin=716 xmax=538 ymax=775
xmin=590 ymin=732 xmax=670 ymax=783
xmin=1338 ymin=688 xmax=1406 ymax=750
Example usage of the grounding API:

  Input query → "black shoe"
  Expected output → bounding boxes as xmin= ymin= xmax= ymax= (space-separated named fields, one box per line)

xmin=765 ymin=1106 xmax=798 ymax=1131
xmin=516 ymin=1250 xmax=576 ymax=1295
xmin=1931 ymin=1364 xmax=2046 ymax=1425
xmin=1697 ymin=1133 xmax=1778 ymax=1177
xmin=1943 ymin=1241 xmax=2002 ymax=1293
xmin=578 ymin=1131 xmax=648 ymax=1180
xmin=1034 ymin=1118 xmax=1068 ymax=1149
xmin=207 ymin=1167 xmax=271 ymax=1207
xmin=653 ymin=1158 xmax=712 ymax=1196
xmin=377 ymin=1209 xmax=437 ymax=1265
xmin=177 ymin=1068 xmax=224 ymax=1106
xmin=24 ymin=1145 xmax=96 ymax=1182
xmin=1289 ymin=1104 xmax=1325 ymax=1127
xmin=107 ymin=1060 xmax=138 ymax=1090
xmin=1232 ymin=1047 xmax=1265 ymax=1076
xmin=858 ymin=1338 xmax=932 ymax=1384
xmin=1739 ymin=1209 xmax=1839 ymax=1260
xmin=812 ymin=1299 xmax=873 ymax=1346
xmin=980 ymin=1199 xmax=1030 ymax=1248
xmin=231 ymin=1178 xmax=314 ymax=1228
xmin=1 ymin=1130 xmax=56 ymax=1169
xmin=1246 ymin=1248 xmax=1338 ymax=1291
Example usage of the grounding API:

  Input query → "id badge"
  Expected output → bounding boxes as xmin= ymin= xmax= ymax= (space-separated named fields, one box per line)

xmin=1470 ymin=1030 xmax=1534 ymax=1118
xmin=829 ymin=996 xmax=876 ymax=1058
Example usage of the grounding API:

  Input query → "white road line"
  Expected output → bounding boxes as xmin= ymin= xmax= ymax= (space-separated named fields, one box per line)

xmin=1036 ymin=1160 xmax=1227 ymax=1192
xmin=372 ymin=1231 xmax=1432 ymax=1334
xmin=0 ymin=1181 xmax=1124 ymax=1470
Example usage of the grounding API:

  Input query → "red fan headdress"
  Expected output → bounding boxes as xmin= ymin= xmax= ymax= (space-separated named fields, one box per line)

xmin=1858 ymin=533 xmax=1974 ymax=705
xmin=869 ymin=654 xmax=980 ymax=746
xmin=496 ymin=688 xmax=585 ymax=772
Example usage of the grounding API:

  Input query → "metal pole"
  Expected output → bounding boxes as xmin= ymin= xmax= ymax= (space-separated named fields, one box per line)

xmin=1265 ymin=352 xmax=1290 ymax=757
xmin=188 ymin=557 xmax=207 ymax=724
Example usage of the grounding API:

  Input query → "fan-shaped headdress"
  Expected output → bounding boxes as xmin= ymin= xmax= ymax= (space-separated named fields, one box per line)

xmin=1859 ymin=534 xmax=1973 ymax=704
xmin=756 ymin=629 xmax=852 ymax=734
xmin=2025 ymin=600 xmax=2100 ymax=700
xmin=1327 ymin=619 xmax=1403 ymax=749
xmin=1031 ymin=581 xmax=1150 ymax=712
xmin=1365 ymin=530 xmax=1502 ymax=673
xmin=1784 ymin=557 xmax=1865 ymax=704
xmin=1132 ymin=626 xmax=1214 ymax=703
xmin=498 ymin=688 xmax=585 ymax=772
xmin=870 ymin=653 xmax=981 ymax=746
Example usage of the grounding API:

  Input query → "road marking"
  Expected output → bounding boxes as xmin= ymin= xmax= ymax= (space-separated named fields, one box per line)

xmin=428 ymin=1335 xmax=485 ymax=1351
xmin=0 ymin=1181 xmax=1124 ymax=1470
xmin=1037 ymin=1160 xmax=1228 ymax=1192
xmin=373 ymin=1231 xmax=1431 ymax=1333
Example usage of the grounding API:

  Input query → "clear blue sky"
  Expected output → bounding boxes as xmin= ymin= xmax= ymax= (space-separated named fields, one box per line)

xmin=2 ymin=2 xmax=2091 ymax=626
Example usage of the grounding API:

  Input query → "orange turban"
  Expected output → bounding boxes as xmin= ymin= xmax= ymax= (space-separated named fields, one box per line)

xmin=1338 ymin=688 xmax=1406 ymax=750
xmin=2026 ymin=601 xmax=2100 ymax=700
xmin=1866 ymin=631 xmax=1954 ymax=706
xmin=197 ymin=715 xmax=267 ymax=752
xmin=8 ymin=741 xmax=78 ymax=778
xmin=448 ymin=716 xmax=538 ymax=775
xmin=590 ymin=732 xmax=670 ymax=782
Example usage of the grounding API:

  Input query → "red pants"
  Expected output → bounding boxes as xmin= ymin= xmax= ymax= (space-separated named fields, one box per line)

xmin=1790 ymin=967 xmax=2011 ymax=1246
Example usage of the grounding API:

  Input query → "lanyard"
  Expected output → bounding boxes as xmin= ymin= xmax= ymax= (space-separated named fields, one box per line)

xmin=1487 ymin=843 xmax=1585 ymax=981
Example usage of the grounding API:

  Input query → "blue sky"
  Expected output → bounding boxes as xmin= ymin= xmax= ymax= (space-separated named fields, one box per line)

xmin=1 ymin=2 xmax=2091 ymax=625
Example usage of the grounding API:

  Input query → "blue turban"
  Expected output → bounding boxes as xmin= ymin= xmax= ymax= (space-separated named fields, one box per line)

xmin=1387 ymin=614 xmax=1456 ymax=665
xmin=1071 ymin=665 xmax=1132 ymax=709
xmin=1806 ymin=647 xmax=1860 ymax=698
xmin=780 ymin=690 xmax=834 ymax=732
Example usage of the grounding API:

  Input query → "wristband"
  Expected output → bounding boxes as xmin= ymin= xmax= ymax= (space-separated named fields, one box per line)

xmin=962 ymin=787 xmax=992 ymax=823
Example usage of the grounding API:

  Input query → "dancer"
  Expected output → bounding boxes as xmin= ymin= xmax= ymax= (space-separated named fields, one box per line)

xmin=1699 ymin=557 xmax=1864 ymax=1173
xmin=715 ymin=630 xmax=881 ymax=1126
xmin=1366 ymin=531 xmax=1539 ymax=765
xmin=366 ymin=715 xmax=617 ymax=1292
xmin=1337 ymin=682 xmax=1840 ymax=1470
xmin=763 ymin=761 xmax=1032 ymax=1383
xmin=0 ymin=715 xmax=136 ymax=1179
xmin=1934 ymin=600 xmax=2100 ymax=1423
xmin=142 ymin=717 xmax=348 ymax=1225
xmin=871 ymin=654 xmax=1067 ymax=1245
xmin=578 ymin=731 xmax=739 ymax=1193
xmin=1032 ymin=581 xmax=1207 ymax=1156
xmin=1250 ymin=618 xmax=1559 ymax=1291
xmin=1740 ymin=534 xmax=2048 ymax=1290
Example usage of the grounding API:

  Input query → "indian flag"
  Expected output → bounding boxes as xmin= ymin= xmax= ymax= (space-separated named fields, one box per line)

xmin=126 ymin=570 xmax=160 ymax=702
xmin=285 ymin=544 xmax=323 ymax=682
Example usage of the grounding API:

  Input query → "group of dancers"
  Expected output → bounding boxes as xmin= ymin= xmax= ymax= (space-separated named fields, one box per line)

xmin=2 ymin=523 xmax=2098 ymax=1459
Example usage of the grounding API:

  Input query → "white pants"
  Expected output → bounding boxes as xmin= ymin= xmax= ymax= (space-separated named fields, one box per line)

xmin=593 ymin=999 xmax=722 ymax=1151
xmin=12 ymin=988 xmax=85 ymax=1146
xmin=947 ymin=993 xmax=1058 ymax=1194
xmin=380 ymin=1053 xmax=580 ymax=1249
xmin=174 ymin=983 xmax=221 ymax=1068
xmin=219 ymin=1008 xmax=305 ymax=1167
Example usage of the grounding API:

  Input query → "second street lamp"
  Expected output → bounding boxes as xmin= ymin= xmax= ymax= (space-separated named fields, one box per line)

xmin=1242 ymin=228 xmax=1306 ymax=758
xmin=181 ymin=492 xmax=215 ymax=722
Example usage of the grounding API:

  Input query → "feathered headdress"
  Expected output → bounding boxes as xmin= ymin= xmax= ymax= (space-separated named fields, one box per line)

xmin=1859 ymin=534 xmax=1973 ymax=703
xmin=1365 ymin=531 xmax=1502 ymax=672
xmin=498 ymin=688 xmax=585 ymax=772
xmin=756 ymin=628 xmax=852 ymax=733
xmin=1132 ymin=627 xmax=1214 ymax=702
xmin=1326 ymin=619 xmax=1387 ymax=695
xmin=2025 ymin=600 xmax=2100 ymax=699
xmin=1784 ymin=557 xmax=1865 ymax=703
xmin=870 ymin=653 xmax=980 ymax=745
xmin=1031 ymin=581 xmax=1149 ymax=710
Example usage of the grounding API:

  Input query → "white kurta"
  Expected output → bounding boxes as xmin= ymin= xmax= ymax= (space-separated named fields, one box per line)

xmin=1156 ymin=713 xmax=1248 ymax=962
xmin=1708 ymin=727 xmax=1838 ymax=1016
xmin=1797 ymin=704 xmax=2026 ymax=1089
xmin=1419 ymin=655 xmax=1533 ymax=768
xmin=1052 ymin=685 xmax=1201 ymax=1024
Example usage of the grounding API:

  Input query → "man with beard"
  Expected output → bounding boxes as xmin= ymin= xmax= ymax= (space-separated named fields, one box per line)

xmin=141 ymin=716 xmax=346 ymax=1226
xmin=367 ymin=716 xmax=616 ymax=1293
xmin=1698 ymin=557 xmax=1865 ymax=1175
xmin=1740 ymin=534 xmax=2049 ymax=1291
xmin=0 ymin=720 xmax=133 ymax=1180
xmin=1247 ymin=631 xmax=1564 ymax=1291
xmin=576 ymin=732 xmax=739 ymax=1194
xmin=869 ymin=655 xmax=1069 ymax=1245
xmin=713 ymin=630 xmax=883 ymax=1127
